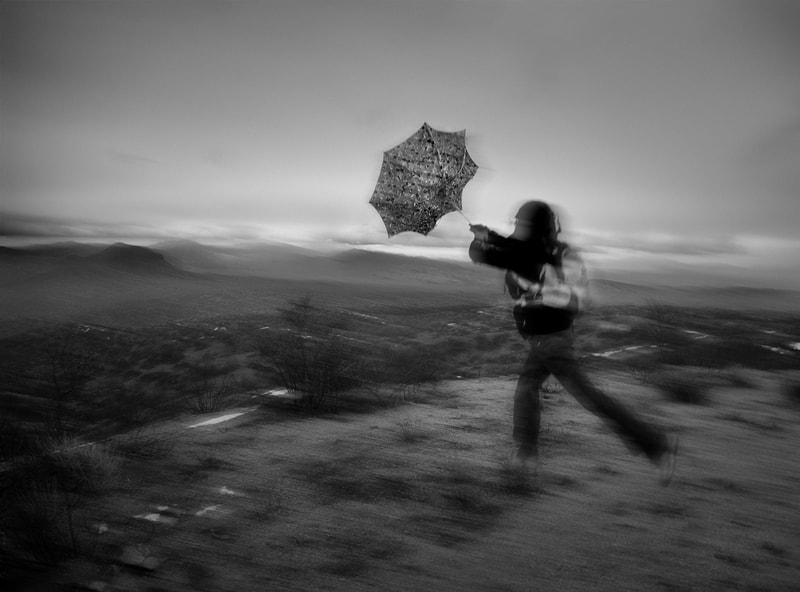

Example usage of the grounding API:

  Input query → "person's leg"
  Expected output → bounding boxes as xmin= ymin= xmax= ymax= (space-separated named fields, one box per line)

xmin=513 ymin=341 xmax=551 ymax=458
xmin=544 ymin=332 xmax=668 ymax=461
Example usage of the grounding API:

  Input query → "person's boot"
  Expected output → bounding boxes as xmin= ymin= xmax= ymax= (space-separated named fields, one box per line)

xmin=513 ymin=443 xmax=539 ymax=470
xmin=657 ymin=436 xmax=679 ymax=486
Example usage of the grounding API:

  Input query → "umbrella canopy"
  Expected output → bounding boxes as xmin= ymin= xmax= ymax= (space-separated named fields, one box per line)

xmin=369 ymin=123 xmax=478 ymax=237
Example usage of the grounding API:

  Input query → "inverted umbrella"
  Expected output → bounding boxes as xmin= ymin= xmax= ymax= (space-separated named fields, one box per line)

xmin=369 ymin=123 xmax=478 ymax=237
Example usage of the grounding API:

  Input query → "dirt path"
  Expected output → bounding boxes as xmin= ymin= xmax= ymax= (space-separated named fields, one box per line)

xmin=48 ymin=371 xmax=800 ymax=591
xmin=354 ymin=372 xmax=800 ymax=592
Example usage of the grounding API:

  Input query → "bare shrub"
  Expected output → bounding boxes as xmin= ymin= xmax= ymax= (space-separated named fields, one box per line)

xmin=257 ymin=297 xmax=364 ymax=412
xmin=626 ymin=357 xmax=656 ymax=383
xmin=10 ymin=478 xmax=73 ymax=564
xmin=257 ymin=298 xmax=447 ymax=411
xmin=42 ymin=327 xmax=105 ymax=435
xmin=185 ymin=372 xmax=233 ymax=414
xmin=782 ymin=376 xmax=800 ymax=407
xmin=48 ymin=437 xmax=120 ymax=495
xmin=396 ymin=419 xmax=429 ymax=443
xmin=644 ymin=299 xmax=679 ymax=353
xmin=1 ymin=438 xmax=120 ymax=565
xmin=363 ymin=343 xmax=445 ymax=405
xmin=113 ymin=426 xmax=176 ymax=460
xmin=0 ymin=416 xmax=41 ymax=461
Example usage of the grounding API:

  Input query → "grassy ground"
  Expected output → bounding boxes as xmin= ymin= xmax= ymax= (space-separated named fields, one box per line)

xmin=5 ymin=366 xmax=800 ymax=591
xmin=3 ymin=300 xmax=797 ymax=437
xmin=3 ymin=294 xmax=800 ymax=591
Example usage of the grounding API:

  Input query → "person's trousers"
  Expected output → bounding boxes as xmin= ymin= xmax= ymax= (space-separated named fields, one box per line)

xmin=513 ymin=330 xmax=667 ymax=461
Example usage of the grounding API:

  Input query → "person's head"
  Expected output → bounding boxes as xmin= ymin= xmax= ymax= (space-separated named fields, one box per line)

xmin=511 ymin=201 xmax=560 ymax=243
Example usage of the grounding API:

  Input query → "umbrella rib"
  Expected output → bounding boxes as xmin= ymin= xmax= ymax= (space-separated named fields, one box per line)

xmin=442 ymin=143 xmax=472 ymax=222
xmin=433 ymin=128 xmax=472 ymax=225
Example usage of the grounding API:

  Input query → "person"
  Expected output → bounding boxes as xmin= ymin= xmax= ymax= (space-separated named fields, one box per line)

xmin=468 ymin=201 xmax=677 ymax=485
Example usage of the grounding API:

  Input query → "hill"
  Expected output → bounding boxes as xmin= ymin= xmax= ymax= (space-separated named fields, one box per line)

xmin=86 ymin=243 xmax=186 ymax=276
xmin=26 ymin=241 xmax=108 ymax=259
xmin=588 ymin=278 xmax=800 ymax=312
xmin=0 ymin=243 xmax=207 ymax=331
xmin=2 ymin=240 xmax=798 ymax=335
xmin=153 ymin=239 xmax=334 ymax=279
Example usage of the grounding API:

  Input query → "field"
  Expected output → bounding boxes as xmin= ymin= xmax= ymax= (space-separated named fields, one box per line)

xmin=2 ymin=242 xmax=800 ymax=591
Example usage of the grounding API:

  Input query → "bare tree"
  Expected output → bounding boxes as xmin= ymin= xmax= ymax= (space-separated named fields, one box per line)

xmin=257 ymin=297 xmax=360 ymax=411
xmin=43 ymin=327 xmax=104 ymax=436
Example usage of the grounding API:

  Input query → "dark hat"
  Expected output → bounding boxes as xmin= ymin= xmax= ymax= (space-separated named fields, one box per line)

xmin=515 ymin=201 xmax=558 ymax=234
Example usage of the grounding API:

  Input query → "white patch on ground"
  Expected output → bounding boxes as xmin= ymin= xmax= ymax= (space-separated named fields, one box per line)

xmin=187 ymin=409 xmax=255 ymax=428
xmin=52 ymin=440 xmax=98 ymax=454
xmin=219 ymin=486 xmax=237 ymax=496
xmin=761 ymin=345 xmax=789 ymax=355
xmin=134 ymin=513 xmax=177 ymax=525
xmin=788 ymin=342 xmax=800 ymax=351
xmin=590 ymin=345 xmax=655 ymax=358
xmin=683 ymin=330 xmax=709 ymax=339
xmin=196 ymin=505 xmax=220 ymax=517
xmin=252 ymin=388 xmax=301 ymax=400
xmin=346 ymin=311 xmax=382 ymax=322
xmin=120 ymin=545 xmax=160 ymax=571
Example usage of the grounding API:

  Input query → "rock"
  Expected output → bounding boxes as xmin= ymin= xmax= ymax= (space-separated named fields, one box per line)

xmin=119 ymin=545 xmax=161 ymax=571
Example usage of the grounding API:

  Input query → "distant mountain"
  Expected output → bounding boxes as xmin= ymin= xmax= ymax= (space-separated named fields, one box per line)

xmin=0 ymin=242 xmax=208 ymax=330
xmin=26 ymin=241 xmax=108 ymax=259
xmin=0 ymin=242 xmax=189 ymax=286
xmin=152 ymin=239 xmax=328 ymax=278
xmin=3 ymin=240 xmax=798 ymax=327
xmin=588 ymin=278 xmax=800 ymax=312
xmin=150 ymin=239 xmax=241 ymax=273
xmin=330 ymin=248 xmax=498 ymax=288
xmin=87 ymin=243 xmax=185 ymax=276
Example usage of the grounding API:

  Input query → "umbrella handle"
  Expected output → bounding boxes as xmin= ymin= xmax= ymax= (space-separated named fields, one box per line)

xmin=454 ymin=208 xmax=472 ymax=226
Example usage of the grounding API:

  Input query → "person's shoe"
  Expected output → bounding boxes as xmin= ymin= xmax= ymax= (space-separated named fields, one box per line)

xmin=513 ymin=444 xmax=539 ymax=470
xmin=658 ymin=436 xmax=679 ymax=487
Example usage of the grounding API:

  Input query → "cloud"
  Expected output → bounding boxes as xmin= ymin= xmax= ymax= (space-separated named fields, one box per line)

xmin=0 ymin=212 xmax=175 ymax=241
xmin=572 ymin=230 xmax=748 ymax=258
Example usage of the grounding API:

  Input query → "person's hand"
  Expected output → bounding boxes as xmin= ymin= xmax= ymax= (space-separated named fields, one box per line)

xmin=541 ymin=285 xmax=572 ymax=308
xmin=470 ymin=224 xmax=490 ymax=242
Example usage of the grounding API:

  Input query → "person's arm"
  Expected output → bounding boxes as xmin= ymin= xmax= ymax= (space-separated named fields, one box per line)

xmin=468 ymin=225 xmax=529 ymax=271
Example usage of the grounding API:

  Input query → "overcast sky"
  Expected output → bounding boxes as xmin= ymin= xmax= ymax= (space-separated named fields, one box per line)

xmin=2 ymin=0 xmax=799 ymax=283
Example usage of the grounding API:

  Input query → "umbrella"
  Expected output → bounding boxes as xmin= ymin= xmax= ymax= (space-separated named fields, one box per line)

xmin=369 ymin=123 xmax=478 ymax=237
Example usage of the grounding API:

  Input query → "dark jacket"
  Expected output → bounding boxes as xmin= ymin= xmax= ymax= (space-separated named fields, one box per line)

xmin=469 ymin=230 xmax=589 ymax=336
